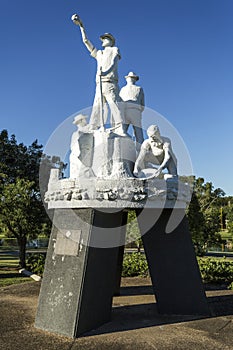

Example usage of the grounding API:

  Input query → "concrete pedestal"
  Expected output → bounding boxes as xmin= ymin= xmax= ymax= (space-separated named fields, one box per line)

xmin=113 ymin=211 xmax=128 ymax=295
xmin=136 ymin=208 xmax=209 ymax=315
xmin=35 ymin=206 xmax=209 ymax=338
xmin=35 ymin=208 xmax=125 ymax=337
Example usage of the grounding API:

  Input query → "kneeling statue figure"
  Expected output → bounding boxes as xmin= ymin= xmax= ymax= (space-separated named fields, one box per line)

xmin=133 ymin=125 xmax=177 ymax=178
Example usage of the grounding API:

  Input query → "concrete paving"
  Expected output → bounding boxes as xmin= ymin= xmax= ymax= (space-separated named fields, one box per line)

xmin=0 ymin=277 xmax=233 ymax=350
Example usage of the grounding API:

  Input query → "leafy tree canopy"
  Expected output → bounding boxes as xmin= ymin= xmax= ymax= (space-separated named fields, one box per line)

xmin=0 ymin=129 xmax=43 ymax=189
xmin=0 ymin=129 xmax=65 ymax=267
xmin=187 ymin=177 xmax=225 ymax=255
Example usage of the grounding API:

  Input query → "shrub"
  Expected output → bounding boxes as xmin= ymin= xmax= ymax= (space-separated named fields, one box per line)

xmin=122 ymin=252 xmax=149 ymax=277
xmin=25 ymin=251 xmax=233 ymax=289
xmin=197 ymin=257 xmax=233 ymax=285
xmin=26 ymin=253 xmax=46 ymax=276
xmin=122 ymin=253 xmax=233 ymax=289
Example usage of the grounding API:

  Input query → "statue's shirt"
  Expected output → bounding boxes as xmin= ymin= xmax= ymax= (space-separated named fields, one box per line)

xmin=91 ymin=46 xmax=121 ymax=83
xmin=119 ymin=85 xmax=145 ymax=111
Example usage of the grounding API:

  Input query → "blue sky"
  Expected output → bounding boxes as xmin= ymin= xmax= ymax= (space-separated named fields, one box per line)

xmin=0 ymin=0 xmax=232 ymax=195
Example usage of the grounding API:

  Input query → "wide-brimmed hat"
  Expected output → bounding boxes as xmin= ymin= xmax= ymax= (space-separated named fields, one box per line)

xmin=125 ymin=71 xmax=139 ymax=81
xmin=72 ymin=114 xmax=88 ymax=125
xmin=100 ymin=33 xmax=115 ymax=46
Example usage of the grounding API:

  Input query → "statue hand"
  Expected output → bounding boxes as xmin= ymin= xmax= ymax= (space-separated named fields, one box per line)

xmin=71 ymin=14 xmax=83 ymax=26
xmin=133 ymin=165 xmax=140 ymax=177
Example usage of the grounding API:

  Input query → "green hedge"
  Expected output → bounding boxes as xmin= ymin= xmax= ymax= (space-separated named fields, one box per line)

xmin=26 ymin=253 xmax=46 ymax=276
xmin=26 ymin=252 xmax=233 ymax=289
xmin=122 ymin=253 xmax=233 ymax=289
xmin=122 ymin=252 xmax=148 ymax=277
xmin=197 ymin=257 xmax=233 ymax=285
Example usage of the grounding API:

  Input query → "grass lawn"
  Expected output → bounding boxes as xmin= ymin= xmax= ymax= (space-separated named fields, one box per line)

xmin=0 ymin=270 xmax=32 ymax=287
xmin=0 ymin=253 xmax=19 ymax=268
xmin=0 ymin=252 xmax=33 ymax=287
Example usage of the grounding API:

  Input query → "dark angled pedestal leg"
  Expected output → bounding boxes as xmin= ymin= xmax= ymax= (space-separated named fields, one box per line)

xmin=136 ymin=208 xmax=210 ymax=316
xmin=113 ymin=211 xmax=128 ymax=295
xmin=35 ymin=208 xmax=124 ymax=338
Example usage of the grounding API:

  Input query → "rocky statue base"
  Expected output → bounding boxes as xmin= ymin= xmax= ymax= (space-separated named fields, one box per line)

xmin=45 ymin=175 xmax=191 ymax=209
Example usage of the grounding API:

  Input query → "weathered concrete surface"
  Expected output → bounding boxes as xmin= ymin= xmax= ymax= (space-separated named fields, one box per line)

xmin=1 ymin=278 xmax=233 ymax=350
xmin=35 ymin=209 xmax=124 ymax=337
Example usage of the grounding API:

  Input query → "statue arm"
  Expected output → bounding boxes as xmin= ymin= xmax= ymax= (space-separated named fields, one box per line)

xmin=79 ymin=25 xmax=95 ymax=53
xmin=72 ymin=14 xmax=95 ymax=53
xmin=156 ymin=144 xmax=171 ymax=174
xmin=133 ymin=141 xmax=150 ymax=175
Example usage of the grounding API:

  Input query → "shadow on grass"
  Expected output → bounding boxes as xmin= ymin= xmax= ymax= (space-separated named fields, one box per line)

xmin=0 ymin=252 xmax=19 ymax=268
xmin=0 ymin=272 xmax=20 ymax=279
xmin=0 ymin=270 xmax=32 ymax=287
xmin=0 ymin=256 xmax=18 ymax=261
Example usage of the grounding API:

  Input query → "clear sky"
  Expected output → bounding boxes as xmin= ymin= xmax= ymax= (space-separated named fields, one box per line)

xmin=0 ymin=0 xmax=232 ymax=195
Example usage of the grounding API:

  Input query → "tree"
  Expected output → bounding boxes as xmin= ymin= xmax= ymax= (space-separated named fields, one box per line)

xmin=0 ymin=178 xmax=45 ymax=267
xmin=186 ymin=192 xmax=206 ymax=255
xmin=0 ymin=130 xmax=43 ymax=188
xmin=0 ymin=129 xmax=65 ymax=267
xmin=187 ymin=177 xmax=224 ymax=255
xmin=126 ymin=210 xmax=142 ymax=251
xmin=226 ymin=202 xmax=233 ymax=234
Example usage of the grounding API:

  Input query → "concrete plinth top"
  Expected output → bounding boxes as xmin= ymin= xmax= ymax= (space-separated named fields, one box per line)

xmin=45 ymin=176 xmax=192 ymax=209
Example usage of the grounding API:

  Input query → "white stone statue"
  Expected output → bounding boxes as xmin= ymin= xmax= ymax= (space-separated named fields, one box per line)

xmin=44 ymin=15 xmax=192 ymax=209
xmin=133 ymin=125 xmax=177 ymax=178
xmin=71 ymin=14 xmax=125 ymax=135
xmin=119 ymin=72 xmax=145 ymax=152
xmin=69 ymin=114 xmax=94 ymax=178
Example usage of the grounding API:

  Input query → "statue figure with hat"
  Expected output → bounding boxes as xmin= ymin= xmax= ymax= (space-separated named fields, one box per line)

xmin=71 ymin=14 xmax=125 ymax=135
xmin=69 ymin=114 xmax=94 ymax=178
xmin=133 ymin=125 xmax=177 ymax=178
xmin=119 ymin=71 xmax=145 ymax=152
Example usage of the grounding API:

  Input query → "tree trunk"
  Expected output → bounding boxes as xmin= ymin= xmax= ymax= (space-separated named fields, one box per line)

xmin=17 ymin=237 xmax=27 ymax=268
